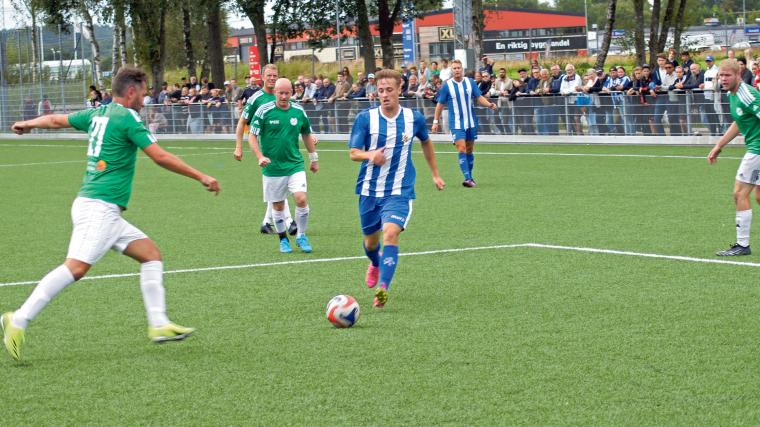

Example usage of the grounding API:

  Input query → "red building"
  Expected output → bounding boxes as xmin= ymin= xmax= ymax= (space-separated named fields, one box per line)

xmin=227 ymin=8 xmax=587 ymax=65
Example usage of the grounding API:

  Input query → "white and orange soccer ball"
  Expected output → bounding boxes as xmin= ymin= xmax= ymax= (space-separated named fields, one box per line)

xmin=326 ymin=295 xmax=360 ymax=328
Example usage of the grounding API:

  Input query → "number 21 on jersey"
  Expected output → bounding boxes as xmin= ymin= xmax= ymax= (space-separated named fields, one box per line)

xmin=87 ymin=117 xmax=109 ymax=157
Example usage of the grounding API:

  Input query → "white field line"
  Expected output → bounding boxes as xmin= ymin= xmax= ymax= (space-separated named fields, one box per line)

xmin=0 ymin=151 xmax=229 ymax=167
xmin=0 ymin=143 xmax=742 ymax=161
xmin=2 ymin=242 xmax=759 ymax=288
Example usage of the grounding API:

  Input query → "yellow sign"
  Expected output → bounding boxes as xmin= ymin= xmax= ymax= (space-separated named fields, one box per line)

xmin=439 ymin=27 xmax=455 ymax=41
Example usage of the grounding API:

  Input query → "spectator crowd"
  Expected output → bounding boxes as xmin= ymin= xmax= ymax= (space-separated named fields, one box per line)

xmin=22 ymin=47 xmax=760 ymax=137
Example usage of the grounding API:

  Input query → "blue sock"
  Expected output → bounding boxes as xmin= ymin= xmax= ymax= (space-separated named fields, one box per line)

xmin=364 ymin=243 xmax=381 ymax=267
xmin=458 ymin=153 xmax=471 ymax=180
xmin=466 ymin=153 xmax=474 ymax=176
xmin=379 ymin=245 xmax=399 ymax=290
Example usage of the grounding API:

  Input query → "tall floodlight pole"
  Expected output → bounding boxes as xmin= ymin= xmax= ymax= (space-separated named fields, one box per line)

xmin=0 ymin=4 xmax=7 ymax=130
xmin=336 ymin=0 xmax=341 ymax=72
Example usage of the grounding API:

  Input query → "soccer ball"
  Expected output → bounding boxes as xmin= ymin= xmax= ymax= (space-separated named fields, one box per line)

xmin=326 ymin=294 xmax=360 ymax=328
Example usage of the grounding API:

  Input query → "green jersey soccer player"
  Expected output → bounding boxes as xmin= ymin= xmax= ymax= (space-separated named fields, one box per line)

xmin=234 ymin=64 xmax=297 ymax=236
xmin=249 ymin=78 xmax=318 ymax=254
xmin=2 ymin=67 xmax=220 ymax=362
xmin=708 ymin=59 xmax=760 ymax=256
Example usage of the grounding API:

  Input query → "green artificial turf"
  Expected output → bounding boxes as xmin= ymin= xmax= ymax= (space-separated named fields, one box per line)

xmin=1 ymin=139 xmax=759 ymax=424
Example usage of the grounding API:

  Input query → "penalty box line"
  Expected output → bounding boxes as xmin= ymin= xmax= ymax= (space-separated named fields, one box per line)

xmin=1 ymin=242 xmax=760 ymax=288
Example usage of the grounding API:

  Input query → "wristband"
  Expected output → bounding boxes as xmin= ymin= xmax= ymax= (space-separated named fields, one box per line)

xmin=432 ymin=119 xmax=439 ymax=124
xmin=308 ymin=152 xmax=319 ymax=162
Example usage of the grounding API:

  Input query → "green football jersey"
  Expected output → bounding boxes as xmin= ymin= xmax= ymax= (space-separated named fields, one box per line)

xmin=67 ymin=103 xmax=157 ymax=208
xmin=250 ymin=101 xmax=312 ymax=177
xmin=241 ymin=89 xmax=275 ymax=125
xmin=730 ymin=82 xmax=760 ymax=154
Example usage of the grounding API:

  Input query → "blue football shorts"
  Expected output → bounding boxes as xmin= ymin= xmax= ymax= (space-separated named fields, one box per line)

xmin=358 ymin=195 xmax=414 ymax=235
xmin=450 ymin=127 xmax=477 ymax=144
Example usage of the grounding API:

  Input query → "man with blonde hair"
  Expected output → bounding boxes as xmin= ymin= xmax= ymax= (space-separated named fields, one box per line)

xmin=431 ymin=59 xmax=497 ymax=187
xmin=349 ymin=69 xmax=445 ymax=308
xmin=708 ymin=59 xmax=760 ymax=256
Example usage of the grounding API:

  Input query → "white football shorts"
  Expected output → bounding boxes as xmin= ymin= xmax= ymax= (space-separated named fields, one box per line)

xmin=66 ymin=197 xmax=148 ymax=264
xmin=736 ymin=153 xmax=760 ymax=185
xmin=262 ymin=171 xmax=307 ymax=202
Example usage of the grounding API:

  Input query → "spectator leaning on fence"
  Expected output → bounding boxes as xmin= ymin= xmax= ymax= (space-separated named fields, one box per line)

xmin=405 ymin=74 xmax=420 ymax=98
xmin=560 ymin=64 xmax=583 ymax=134
xmin=329 ymin=73 xmax=351 ymax=102
xmin=681 ymin=51 xmax=694 ymax=76
xmin=738 ymin=58 xmax=754 ymax=85
xmin=439 ymin=59 xmax=451 ymax=81
xmin=365 ymin=74 xmax=378 ymax=99
xmin=347 ymin=83 xmax=365 ymax=99
xmin=38 ymin=95 xmax=53 ymax=117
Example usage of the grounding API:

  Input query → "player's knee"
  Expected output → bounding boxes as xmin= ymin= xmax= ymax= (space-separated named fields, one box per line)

xmin=63 ymin=260 xmax=90 ymax=280
xmin=293 ymin=193 xmax=308 ymax=207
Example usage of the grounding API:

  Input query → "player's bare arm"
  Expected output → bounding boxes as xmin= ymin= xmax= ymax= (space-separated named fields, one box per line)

xmin=248 ymin=133 xmax=270 ymax=167
xmin=234 ymin=116 xmax=247 ymax=161
xmin=431 ymin=102 xmax=445 ymax=133
xmin=143 ymin=143 xmax=220 ymax=194
xmin=12 ymin=114 xmax=71 ymax=134
xmin=420 ymin=138 xmax=445 ymax=190
xmin=350 ymin=147 xmax=386 ymax=165
xmin=303 ymin=133 xmax=319 ymax=173
xmin=708 ymin=122 xmax=740 ymax=164
xmin=477 ymin=95 xmax=498 ymax=111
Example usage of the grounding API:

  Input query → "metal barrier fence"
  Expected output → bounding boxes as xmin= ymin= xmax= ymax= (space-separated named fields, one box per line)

xmin=1 ymin=91 xmax=738 ymax=137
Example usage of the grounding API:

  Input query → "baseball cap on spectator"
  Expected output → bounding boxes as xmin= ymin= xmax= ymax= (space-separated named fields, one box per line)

xmin=401 ymin=64 xmax=408 ymax=68
xmin=223 ymin=80 xmax=230 ymax=85
xmin=705 ymin=55 xmax=715 ymax=62
xmin=368 ymin=73 xmax=375 ymax=79
xmin=596 ymin=69 xmax=604 ymax=75
xmin=642 ymin=64 xmax=651 ymax=69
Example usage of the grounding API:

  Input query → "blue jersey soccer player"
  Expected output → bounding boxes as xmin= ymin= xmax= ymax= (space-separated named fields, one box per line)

xmin=432 ymin=59 xmax=497 ymax=188
xmin=349 ymin=69 xmax=446 ymax=308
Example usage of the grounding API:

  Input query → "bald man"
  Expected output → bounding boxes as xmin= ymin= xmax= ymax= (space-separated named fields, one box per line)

xmin=248 ymin=78 xmax=319 ymax=253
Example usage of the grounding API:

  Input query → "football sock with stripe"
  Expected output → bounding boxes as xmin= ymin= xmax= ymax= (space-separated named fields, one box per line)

xmin=295 ymin=205 xmax=309 ymax=237
xmin=13 ymin=264 xmax=76 ymax=329
xmin=458 ymin=152 xmax=471 ymax=180
xmin=364 ymin=243 xmax=381 ymax=267
xmin=737 ymin=209 xmax=752 ymax=247
xmin=379 ymin=245 xmax=399 ymax=290
xmin=466 ymin=153 xmax=475 ymax=175
xmin=272 ymin=208 xmax=288 ymax=238
xmin=140 ymin=261 xmax=170 ymax=328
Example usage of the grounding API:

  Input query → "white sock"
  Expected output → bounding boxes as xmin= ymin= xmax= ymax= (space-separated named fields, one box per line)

xmin=272 ymin=208 xmax=287 ymax=234
xmin=295 ymin=205 xmax=310 ymax=237
xmin=283 ymin=199 xmax=294 ymax=222
xmin=262 ymin=203 xmax=273 ymax=226
xmin=13 ymin=265 xmax=76 ymax=329
xmin=737 ymin=209 xmax=752 ymax=247
xmin=140 ymin=261 xmax=169 ymax=328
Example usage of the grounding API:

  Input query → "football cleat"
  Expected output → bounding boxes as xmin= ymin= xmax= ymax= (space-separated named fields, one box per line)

xmin=260 ymin=223 xmax=275 ymax=234
xmin=462 ymin=179 xmax=477 ymax=188
xmin=373 ymin=286 xmax=388 ymax=309
xmin=288 ymin=221 xmax=298 ymax=236
xmin=2 ymin=312 xmax=25 ymax=361
xmin=365 ymin=264 xmax=379 ymax=288
xmin=148 ymin=322 xmax=195 ymax=343
xmin=716 ymin=243 xmax=751 ymax=256
xmin=295 ymin=235 xmax=313 ymax=253
xmin=279 ymin=238 xmax=293 ymax=253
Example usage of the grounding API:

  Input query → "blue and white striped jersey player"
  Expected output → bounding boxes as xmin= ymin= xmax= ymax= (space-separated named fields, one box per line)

xmin=432 ymin=59 xmax=497 ymax=188
xmin=349 ymin=69 xmax=446 ymax=308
